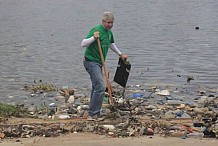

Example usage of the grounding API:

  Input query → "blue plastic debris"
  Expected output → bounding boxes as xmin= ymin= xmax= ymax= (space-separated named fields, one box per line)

xmin=130 ymin=93 xmax=144 ymax=98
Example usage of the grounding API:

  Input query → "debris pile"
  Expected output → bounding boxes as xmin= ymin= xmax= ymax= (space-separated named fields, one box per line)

xmin=0 ymin=118 xmax=170 ymax=138
xmin=1 ymin=82 xmax=218 ymax=139
xmin=23 ymin=80 xmax=58 ymax=93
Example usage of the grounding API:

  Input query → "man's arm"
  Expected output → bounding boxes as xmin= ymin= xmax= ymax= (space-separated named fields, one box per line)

xmin=81 ymin=31 xmax=100 ymax=47
xmin=110 ymin=43 xmax=121 ymax=55
xmin=81 ymin=37 xmax=95 ymax=47
xmin=110 ymin=43 xmax=128 ymax=59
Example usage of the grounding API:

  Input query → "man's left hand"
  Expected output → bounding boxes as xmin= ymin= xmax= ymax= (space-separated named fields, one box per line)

xmin=119 ymin=54 xmax=128 ymax=60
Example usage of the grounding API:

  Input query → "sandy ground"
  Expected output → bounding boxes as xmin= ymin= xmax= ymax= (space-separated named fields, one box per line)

xmin=0 ymin=133 xmax=217 ymax=146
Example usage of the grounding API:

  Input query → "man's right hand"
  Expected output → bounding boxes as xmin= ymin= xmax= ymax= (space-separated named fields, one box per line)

xmin=94 ymin=31 xmax=100 ymax=40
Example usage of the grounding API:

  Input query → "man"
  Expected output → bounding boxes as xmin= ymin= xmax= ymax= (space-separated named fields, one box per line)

xmin=81 ymin=11 xmax=128 ymax=121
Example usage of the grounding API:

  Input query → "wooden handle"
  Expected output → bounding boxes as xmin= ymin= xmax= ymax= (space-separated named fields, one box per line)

xmin=96 ymin=37 xmax=114 ymax=106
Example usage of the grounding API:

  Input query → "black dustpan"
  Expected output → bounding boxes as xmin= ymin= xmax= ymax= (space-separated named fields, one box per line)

xmin=113 ymin=58 xmax=131 ymax=88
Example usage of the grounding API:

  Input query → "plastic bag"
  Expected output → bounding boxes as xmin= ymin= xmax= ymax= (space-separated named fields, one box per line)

xmin=113 ymin=58 xmax=131 ymax=87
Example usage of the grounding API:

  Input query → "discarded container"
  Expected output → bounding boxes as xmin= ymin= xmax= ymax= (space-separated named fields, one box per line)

xmin=58 ymin=114 xmax=70 ymax=119
xmin=186 ymin=132 xmax=204 ymax=138
xmin=103 ymin=96 xmax=109 ymax=103
xmin=48 ymin=103 xmax=57 ymax=116
xmin=49 ymin=103 xmax=56 ymax=106
xmin=80 ymin=105 xmax=89 ymax=110
xmin=156 ymin=90 xmax=170 ymax=96
xmin=103 ymin=125 xmax=115 ymax=131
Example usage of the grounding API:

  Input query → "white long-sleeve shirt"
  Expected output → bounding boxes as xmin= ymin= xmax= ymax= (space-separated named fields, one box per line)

xmin=81 ymin=37 xmax=122 ymax=56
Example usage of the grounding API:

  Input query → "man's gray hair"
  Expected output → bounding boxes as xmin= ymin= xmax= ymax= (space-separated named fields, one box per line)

xmin=102 ymin=11 xmax=114 ymax=21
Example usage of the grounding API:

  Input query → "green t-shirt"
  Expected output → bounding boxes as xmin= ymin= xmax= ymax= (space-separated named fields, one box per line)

xmin=84 ymin=25 xmax=114 ymax=64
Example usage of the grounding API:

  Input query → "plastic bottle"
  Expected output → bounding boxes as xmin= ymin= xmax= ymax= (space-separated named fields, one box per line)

xmin=186 ymin=132 xmax=204 ymax=138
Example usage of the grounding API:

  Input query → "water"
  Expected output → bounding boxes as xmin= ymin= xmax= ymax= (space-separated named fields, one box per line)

xmin=1 ymin=0 xmax=218 ymax=100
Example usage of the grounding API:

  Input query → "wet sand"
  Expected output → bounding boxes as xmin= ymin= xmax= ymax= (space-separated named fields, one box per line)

xmin=0 ymin=133 xmax=217 ymax=146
